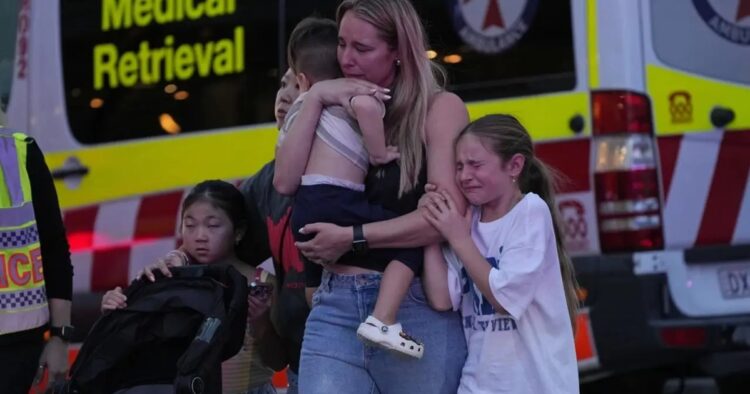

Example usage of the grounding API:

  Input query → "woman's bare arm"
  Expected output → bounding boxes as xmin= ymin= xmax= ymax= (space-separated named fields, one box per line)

xmin=422 ymin=244 xmax=454 ymax=311
xmin=425 ymin=92 xmax=468 ymax=214
xmin=363 ymin=92 xmax=469 ymax=248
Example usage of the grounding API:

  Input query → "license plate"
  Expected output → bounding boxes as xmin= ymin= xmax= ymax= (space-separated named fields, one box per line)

xmin=718 ymin=267 xmax=750 ymax=300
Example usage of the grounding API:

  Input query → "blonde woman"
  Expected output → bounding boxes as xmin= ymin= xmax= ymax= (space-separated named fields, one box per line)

xmin=273 ymin=0 xmax=469 ymax=392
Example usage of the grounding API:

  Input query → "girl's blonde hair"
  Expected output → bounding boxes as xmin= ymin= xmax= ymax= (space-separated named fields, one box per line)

xmin=337 ymin=0 xmax=445 ymax=196
xmin=459 ymin=114 xmax=580 ymax=332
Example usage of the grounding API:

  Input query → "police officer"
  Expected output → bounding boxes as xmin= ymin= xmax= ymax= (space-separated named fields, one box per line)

xmin=0 ymin=129 xmax=74 ymax=393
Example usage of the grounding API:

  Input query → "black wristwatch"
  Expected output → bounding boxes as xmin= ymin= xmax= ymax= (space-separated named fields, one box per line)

xmin=50 ymin=325 xmax=75 ymax=342
xmin=352 ymin=224 xmax=368 ymax=256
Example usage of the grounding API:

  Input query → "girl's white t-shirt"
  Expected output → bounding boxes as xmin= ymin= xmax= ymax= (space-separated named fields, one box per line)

xmin=444 ymin=193 xmax=579 ymax=394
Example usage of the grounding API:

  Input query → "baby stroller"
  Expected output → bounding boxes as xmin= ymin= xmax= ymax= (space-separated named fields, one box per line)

xmin=54 ymin=264 xmax=248 ymax=394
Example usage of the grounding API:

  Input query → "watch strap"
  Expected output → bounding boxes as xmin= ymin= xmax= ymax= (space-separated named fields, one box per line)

xmin=50 ymin=325 xmax=74 ymax=341
xmin=353 ymin=224 xmax=365 ymax=243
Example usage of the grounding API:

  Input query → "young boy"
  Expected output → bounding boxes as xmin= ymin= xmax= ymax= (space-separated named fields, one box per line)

xmin=281 ymin=17 xmax=424 ymax=358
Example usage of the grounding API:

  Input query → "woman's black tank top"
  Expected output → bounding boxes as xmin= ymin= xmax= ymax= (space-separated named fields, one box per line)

xmin=334 ymin=150 xmax=428 ymax=273
xmin=365 ymin=152 xmax=428 ymax=215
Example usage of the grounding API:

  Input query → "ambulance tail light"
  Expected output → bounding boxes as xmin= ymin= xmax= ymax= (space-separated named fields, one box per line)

xmin=592 ymin=91 xmax=664 ymax=253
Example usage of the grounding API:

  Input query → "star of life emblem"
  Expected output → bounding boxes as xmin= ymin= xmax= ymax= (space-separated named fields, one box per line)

xmin=693 ymin=0 xmax=750 ymax=45
xmin=448 ymin=0 xmax=539 ymax=54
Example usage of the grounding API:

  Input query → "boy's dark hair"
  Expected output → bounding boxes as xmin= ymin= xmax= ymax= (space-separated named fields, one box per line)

xmin=182 ymin=180 xmax=248 ymax=234
xmin=287 ymin=17 xmax=342 ymax=83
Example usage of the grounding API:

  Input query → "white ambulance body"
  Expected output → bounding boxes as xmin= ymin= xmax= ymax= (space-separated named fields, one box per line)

xmin=1 ymin=0 xmax=749 ymax=388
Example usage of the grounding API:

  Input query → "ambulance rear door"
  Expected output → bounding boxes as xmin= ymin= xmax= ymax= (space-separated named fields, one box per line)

xmin=640 ymin=0 xmax=750 ymax=318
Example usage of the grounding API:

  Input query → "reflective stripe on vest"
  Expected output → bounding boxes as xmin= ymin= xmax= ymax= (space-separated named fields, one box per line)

xmin=0 ymin=132 xmax=49 ymax=335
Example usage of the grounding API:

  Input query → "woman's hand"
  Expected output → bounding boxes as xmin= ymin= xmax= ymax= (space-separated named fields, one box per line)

xmin=247 ymin=284 xmax=273 ymax=338
xmin=248 ymin=294 xmax=271 ymax=322
xmin=308 ymin=78 xmax=390 ymax=108
xmin=296 ymin=222 xmax=352 ymax=265
xmin=101 ymin=286 xmax=127 ymax=312
xmin=422 ymin=190 xmax=472 ymax=245
xmin=135 ymin=250 xmax=188 ymax=282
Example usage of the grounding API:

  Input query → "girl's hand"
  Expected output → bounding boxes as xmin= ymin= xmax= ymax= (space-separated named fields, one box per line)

xmin=308 ymin=78 xmax=390 ymax=108
xmin=296 ymin=222 xmax=352 ymax=265
xmin=422 ymin=190 xmax=472 ymax=244
xmin=101 ymin=286 xmax=127 ymax=312
xmin=136 ymin=250 xmax=187 ymax=282
xmin=418 ymin=190 xmax=446 ymax=210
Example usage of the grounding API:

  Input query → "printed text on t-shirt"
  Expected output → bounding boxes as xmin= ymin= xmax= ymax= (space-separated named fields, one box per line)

xmin=464 ymin=315 xmax=518 ymax=332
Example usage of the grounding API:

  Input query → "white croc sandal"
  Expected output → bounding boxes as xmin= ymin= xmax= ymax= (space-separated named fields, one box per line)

xmin=357 ymin=315 xmax=424 ymax=359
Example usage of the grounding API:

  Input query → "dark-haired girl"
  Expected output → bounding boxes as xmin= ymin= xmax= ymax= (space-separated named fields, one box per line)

xmin=103 ymin=180 xmax=278 ymax=394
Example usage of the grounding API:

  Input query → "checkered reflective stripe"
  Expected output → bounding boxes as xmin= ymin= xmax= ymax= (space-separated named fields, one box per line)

xmin=0 ymin=224 xmax=39 ymax=248
xmin=0 ymin=287 xmax=47 ymax=309
xmin=63 ymin=190 xmax=188 ymax=293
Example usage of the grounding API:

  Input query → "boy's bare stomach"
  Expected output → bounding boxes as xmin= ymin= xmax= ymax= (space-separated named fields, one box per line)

xmin=304 ymin=138 xmax=366 ymax=185
xmin=305 ymin=138 xmax=378 ymax=275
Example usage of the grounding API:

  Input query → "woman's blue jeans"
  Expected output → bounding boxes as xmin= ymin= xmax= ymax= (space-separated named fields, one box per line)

xmin=299 ymin=271 xmax=467 ymax=394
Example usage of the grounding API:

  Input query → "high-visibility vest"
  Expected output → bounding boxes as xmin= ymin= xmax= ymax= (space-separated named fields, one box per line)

xmin=0 ymin=131 xmax=49 ymax=335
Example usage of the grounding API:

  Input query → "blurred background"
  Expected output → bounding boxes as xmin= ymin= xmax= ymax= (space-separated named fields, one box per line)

xmin=1 ymin=0 xmax=749 ymax=393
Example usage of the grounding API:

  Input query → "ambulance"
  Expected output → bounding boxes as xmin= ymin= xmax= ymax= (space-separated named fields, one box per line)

xmin=1 ymin=0 xmax=749 ymax=391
